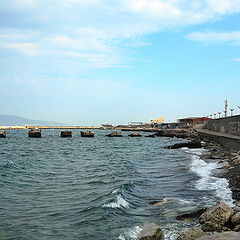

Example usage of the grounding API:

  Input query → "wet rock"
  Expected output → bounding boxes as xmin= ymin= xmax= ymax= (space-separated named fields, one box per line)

xmin=166 ymin=141 xmax=202 ymax=149
xmin=129 ymin=133 xmax=142 ymax=137
xmin=137 ymin=222 xmax=163 ymax=240
xmin=233 ymin=224 xmax=240 ymax=231
xmin=28 ymin=129 xmax=41 ymax=138
xmin=106 ymin=132 xmax=122 ymax=137
xmin=145 ymin=134 xmax=157 ymax=138
xmin=0 ymin=130 xmax=6 ymax=138
xmin=60 ymin=131 xmax=72 ymax=137
xmin=152 ymin=198 xmax=172 ymax=207
xmin=176 ymin=227 xmax=205 ymax=240
xmin=231 ymin=212 xmax=240 ymax=225
xmin=196 ymin=231 xmax=240 ymax=240
xmin=200 ymin=202 xmax=234 ymax=232
xmin=176 ymin=208 xmax=206 ymax=222
xmin=81 ymin=131 xmax=94 ymax=137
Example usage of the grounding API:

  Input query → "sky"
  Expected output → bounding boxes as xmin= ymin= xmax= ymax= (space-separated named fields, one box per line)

xmin=0 ymin=0 xmax=240 ymax=125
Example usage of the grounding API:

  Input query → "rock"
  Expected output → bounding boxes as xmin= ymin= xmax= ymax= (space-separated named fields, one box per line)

xmin=176 ymin=227 xmax=205 ymax=240
xmin=195 ymin=231 xmax=240 ymax=240
xmin=137 ymin=222 xmax=163 ymax=240
xmin=166 ymin=141 xmax=202 ymax=149
xmin=0 ymin=130 xmax=6 ymax=138
xmin=199 ymin=202 xmax=234 ymax=232
xmin=106 ymin=132 xmax=122 ymax=137
xmin=81 ymin=131 xmax=94 ymax=137
xmin=28 ymin=129 xmax=41 ymax=138
xmin=129 ymin=133 xmax=142 ymax=137
xmin=60 ymin=131 xmax=72 ymax=137
xmin=145 ymin=134 xmax=157 ymax=138
xmin=176 ymin=208 xmax=206 ymax=222
xmin=231 ymin=212 xmax=240 ymax=225
xmin=152 ymin=198 xmax=172 ymax=207
xmin=234 ymin=224 xmax=240 ymax=231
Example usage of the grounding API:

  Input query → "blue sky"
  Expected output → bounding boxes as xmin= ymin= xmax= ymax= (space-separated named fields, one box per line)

xmin=0 ymin=0 xmax=240 ymax=125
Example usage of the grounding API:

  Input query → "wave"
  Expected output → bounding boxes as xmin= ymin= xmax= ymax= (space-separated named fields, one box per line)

xmin=190 ymin=154 xmax=233 ymax=207
xmin=103 ymin=195 xmax=129 ymax=209
xmin=118 ymin=226 xmax=142 ymax=240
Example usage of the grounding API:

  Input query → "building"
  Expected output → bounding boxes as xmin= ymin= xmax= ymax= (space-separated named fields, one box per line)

xmin=178 ymin=117 xmax=211 ymax=124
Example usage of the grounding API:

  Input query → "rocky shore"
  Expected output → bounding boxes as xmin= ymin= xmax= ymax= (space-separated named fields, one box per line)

xmin=136 ymin=127 xmax=240 ymax=240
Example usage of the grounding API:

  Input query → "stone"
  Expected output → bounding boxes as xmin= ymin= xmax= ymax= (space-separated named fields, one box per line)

xmin=60 ymin=131 xmax=72 ymax=137
xmin=129 ymin=132 xmax=142 ymax=137
xmin=106 ymin=132 xmax=122 ymax=137
xmin=176 ymin=208 xmax=206 ymax=222
xmin=195 ymin=231 xmax=240 ymax=240
xmin=176 ymin=227 xmax=205 ymax=240
xmin=0 ymin=130 xmax=6 ymax=138
xmin=234 ymin=224 xmax=240 ymax=231
xmin=137 ymin=222 xmax=163 ymax=240
xmin=28 ymin=129 xmax=41 ymax=138
xmin=166 ymin=141 xmax=202 ymax=149
xmin=199 ymin=202 xmax=234 ymax=232
xmin=231 ymin=212 xmax=240 ymax=225
xmin=152 ymin=198 xmax=172 ymax=207
xmin=81 ymin=131 xmax=94 ymax=137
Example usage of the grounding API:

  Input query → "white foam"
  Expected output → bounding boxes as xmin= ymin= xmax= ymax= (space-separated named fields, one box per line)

xmin=190 ymin=155 xmax=234 ymax=207
xmin=103 ymin=195 xmax=129 ymax=208
xmin=119 ymin=226 xmax=142 ymax=240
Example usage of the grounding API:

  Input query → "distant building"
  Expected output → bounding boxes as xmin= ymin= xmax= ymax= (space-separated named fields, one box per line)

xmin=178 ymin=117 xmax=211 ymax=124
xmin=101 ymin=123 xmax=113 ymax=127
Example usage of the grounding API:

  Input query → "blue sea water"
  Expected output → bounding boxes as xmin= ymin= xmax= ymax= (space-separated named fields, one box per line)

xmin=0 ymin=129 xmax=233 ymax=240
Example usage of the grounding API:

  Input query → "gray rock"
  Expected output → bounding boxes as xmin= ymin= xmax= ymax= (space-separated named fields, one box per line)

xmin=81 ymin=131 xmax=94 ymax=137
xmin=199 ymin=202 xmax=234 ymax=232
xmin=176 ymin=227 xmax=205 ymax=240
xmin=137 ymin=222 xmax=163 ymax=240
xmin=176 ymin=208 xmax=206 ymax=222
xmin=106 ymin=132 xmax=122 ymax=137
xmin=233 ymin=224 xmax=240 ymax=231
xmin=231 ymin=212 xmax=240 ymax=225
xmin=195 ymin=231 xmax=240 ymax=240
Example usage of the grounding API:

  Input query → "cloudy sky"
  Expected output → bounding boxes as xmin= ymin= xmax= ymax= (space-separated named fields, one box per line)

xmin=0 ymin=0 xmax=240 ymax=125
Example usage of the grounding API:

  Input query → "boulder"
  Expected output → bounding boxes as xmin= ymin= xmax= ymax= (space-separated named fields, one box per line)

xmin=166 ymin=141 xmax=202 ymax=149
xmin=199 ymin=202 xmax=234 ymax=232
xmin=176 ymin=208 xmax=206 ymax=222
xmin=60 ymin=131 xmax=72 ymax=137
xmin=231 ymin=212 xmax=240 ymax=225
xmin=81 ymin=131 xmax=94 ymax=137
xmin=137 ymin=222 xmax=163 ymax=240
xmin=233 ymin=224 xmax=240 ymax=231
xmin=152 ymin=198 xmax=172 ymax=207
xmin=129 ymin=133 xmax=142 ymax=137
xmin=28 ymin=129 xmax=41 ymax=138
xmin=176 ymin=227 xmax=205 ymax=240
xmin=195 ymin=231 xmax=240 ymax=240
xmin=0 ymin=130 xmax=6 ymax=138
xmin=106 ymin=132 xmax=122 ymax=137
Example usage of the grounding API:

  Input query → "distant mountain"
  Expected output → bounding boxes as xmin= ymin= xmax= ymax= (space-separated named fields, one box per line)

xmin=0 ymin=115 xmax=66 ymax=126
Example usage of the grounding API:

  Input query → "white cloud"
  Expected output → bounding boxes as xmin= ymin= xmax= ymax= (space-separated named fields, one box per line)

xmin=233 ymin=58 xmax=240 ymax=61
xmin=186 ymin=31 xmax=240 ymax=45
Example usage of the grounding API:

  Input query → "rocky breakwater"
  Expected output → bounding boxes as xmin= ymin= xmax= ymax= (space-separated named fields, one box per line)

xmin=61 ymin=131 xmax=72 ymax=137
xmin=146 ymin=129 xmax=197 ymax=139
xmin=129 ymin=132 xmax=142 ymax=137
xmin=176 ymin=202 xmax=240 ymax=240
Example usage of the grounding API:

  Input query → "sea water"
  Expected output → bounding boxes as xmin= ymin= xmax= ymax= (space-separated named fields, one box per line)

xmin=0 ymin=129 xmax=233 ymax=240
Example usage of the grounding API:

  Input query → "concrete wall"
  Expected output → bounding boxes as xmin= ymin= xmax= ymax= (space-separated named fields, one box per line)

xmin=204 ymin=115 xmax=240 ymax=136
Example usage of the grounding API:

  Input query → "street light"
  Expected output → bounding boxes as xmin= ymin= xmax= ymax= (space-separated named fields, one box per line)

xmin=214 ymin=113 xmax=216 ymax=119
xmin=230 ymin=108 xmax=234 ymax=116
xmin=218 ymin=112 xmax=221 ymax=118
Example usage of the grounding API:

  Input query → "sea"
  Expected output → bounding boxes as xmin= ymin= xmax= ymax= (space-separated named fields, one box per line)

xmin=0 ymin=129 xmax=234 ymax=240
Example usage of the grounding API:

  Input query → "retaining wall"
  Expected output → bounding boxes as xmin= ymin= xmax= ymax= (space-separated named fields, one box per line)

xmin=204 ymin=115 xmax=240 ymax=137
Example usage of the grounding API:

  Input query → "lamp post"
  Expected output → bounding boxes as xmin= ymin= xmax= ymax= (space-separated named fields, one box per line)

xmin=213 ymin=113 xmax=216 ymax=119
xmin=230 ymin=108 xmax=234 ymax=116
xmin=224 ymin=100 xmax=228 ymax=117
xmin=218 ymin=112 xmax=221 ymax=118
